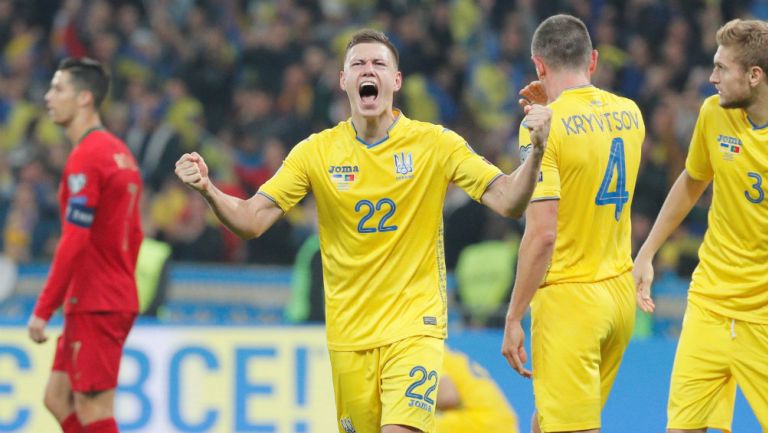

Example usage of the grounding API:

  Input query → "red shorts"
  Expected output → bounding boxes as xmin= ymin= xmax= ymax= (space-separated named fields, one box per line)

xmin=52 ymin=312 xmax=136 ymax=393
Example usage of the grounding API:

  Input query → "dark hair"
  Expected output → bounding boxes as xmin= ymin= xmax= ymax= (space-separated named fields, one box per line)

xmin=716 ymin=19 xmax=768 ymax=74
xmin=345 ymin=29 xmax=399 ymax=67
xmin=531 ymin=14 xmax=593 ymax=70
xmin=57 ymin=57 xmax=110 ymax=108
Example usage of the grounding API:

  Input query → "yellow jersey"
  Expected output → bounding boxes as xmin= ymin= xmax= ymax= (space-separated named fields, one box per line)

xmin=436 ymin=348 xmax=518 ymax=433
xmin=685 ymin=95 xmax=768 ymax=323
xmin=260 ymin=111 xmax=502 ymax=350
xmin=519 ymin=86 xmax=644 ymax=284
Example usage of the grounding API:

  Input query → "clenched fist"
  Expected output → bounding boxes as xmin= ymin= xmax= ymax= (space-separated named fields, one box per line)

xmin=523 ymin=104 xmax=552 ymax=156
xmin=175 ymin=152 xmax=210 ymax=193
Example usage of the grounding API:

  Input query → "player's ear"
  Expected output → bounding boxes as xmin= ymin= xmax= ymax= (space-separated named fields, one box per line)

xmin=748 ymin=65 xmax=764 ymax=88
xmin=77 ymin=89 xmax=94 ymax=108
xmin=393 ymin=71 xmax=402 ymax=92
xmin=339 ymin=71 xmax=346 ymax=92
xmin=532 ymin=56 xmax=546 ymax=79
xmin=588 ymin=49 xmax=599 ymax=75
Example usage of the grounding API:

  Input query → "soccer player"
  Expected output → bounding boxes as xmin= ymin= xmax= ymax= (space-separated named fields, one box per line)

xmin=27 ymin=58 xmax=142 ymax=433
xmin=436 ymin=347 xmax=519 ymax=433
xmin=500 ymin=15 xmax=645 ymax=433
xmin=633 ymin=19 xmax=768 ymax=432
xmin=176 ymin=29 xmax=551 ymax=433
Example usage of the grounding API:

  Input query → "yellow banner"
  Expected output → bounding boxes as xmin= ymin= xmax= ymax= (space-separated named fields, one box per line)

xmin=0 ymin=326 xmax=336 ymax=433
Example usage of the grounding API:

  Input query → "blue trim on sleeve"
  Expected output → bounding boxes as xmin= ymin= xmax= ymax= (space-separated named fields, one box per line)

xmin=531 ymin=196 xmax=560 ymax=202
xmin=480 ymin=173 xmax=504 ymax=200
xmin=256 ymin=191 xmax=286 ymax=213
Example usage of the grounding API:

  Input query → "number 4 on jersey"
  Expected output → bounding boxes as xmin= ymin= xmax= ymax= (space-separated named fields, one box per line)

xmin=595 ymin=137 xmax=629 ymax=221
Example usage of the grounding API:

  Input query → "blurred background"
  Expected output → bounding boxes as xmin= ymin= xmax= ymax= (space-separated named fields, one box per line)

xmin=0 ymin=0 xmax=764 ymax=432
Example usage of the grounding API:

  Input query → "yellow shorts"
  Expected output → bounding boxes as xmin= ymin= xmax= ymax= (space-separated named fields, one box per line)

xmin=668 ymin=301 xmax=768 ymax=432
xmin=329 ymin=335 xmax=444 ymax=433
xmin=530 ymin=271 xmax=635 ymax=432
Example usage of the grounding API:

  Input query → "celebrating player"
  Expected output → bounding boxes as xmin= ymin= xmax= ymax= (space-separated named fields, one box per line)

xmin=176 ymin=28 xmax=550 ymax=433
xmin=501 ymin=15 xmax=645 ymax=433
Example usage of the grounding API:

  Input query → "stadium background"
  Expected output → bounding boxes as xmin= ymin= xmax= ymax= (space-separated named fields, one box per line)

xmin=0 ymin=0 xmax=764 ymax=431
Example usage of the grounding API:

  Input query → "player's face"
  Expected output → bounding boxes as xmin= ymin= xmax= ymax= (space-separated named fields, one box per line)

xmin=340 ymin=42 xmax=402 ymax=118
xmin=44 ymin=70 xmax=80 ymax=126
xmin=710 ymin=45 xmax=754 ymax=109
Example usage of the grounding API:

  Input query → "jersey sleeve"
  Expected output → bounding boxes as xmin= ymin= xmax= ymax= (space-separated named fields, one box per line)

xmin=685 ymin=100 xmax=714 ymax=181
xmin=33 ymin=228 xmax=90 ymax=320
xmin=64 ymin=149 xmax=104 ymax=228
xmin=439 ymin=128 xmax=503 ymax=201
xmin=33 ymin=150 xmax=103 ymax=320
xmin=519 ymin=122 xmax=560 ymax=201
xmin=258 ymin=138 xmax=312 ymax=212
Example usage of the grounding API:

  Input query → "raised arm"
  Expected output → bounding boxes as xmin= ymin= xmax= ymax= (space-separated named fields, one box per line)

xmin=481 ymin=104 xmax=551 ymax=218
xmin=175 ymin=152 xmax=283 ymax=239
xmin=633 ymin=170 xmax=710 ymax=312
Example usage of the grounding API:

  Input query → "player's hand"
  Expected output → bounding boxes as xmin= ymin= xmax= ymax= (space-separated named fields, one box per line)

xmin=501 ymin=319 xmax=532 ymax=378
xmin=27 ymin=314 xmax=48 ymax=344
xmin=175 ymin=152 xmax=210 ymax=193
xmin=523 ymin=104 xmax=552 ymax=156
xmin=519 ymin=80 xmax=548 ymax=108
xmin=633 ymin=254 xmax=656 ymax=313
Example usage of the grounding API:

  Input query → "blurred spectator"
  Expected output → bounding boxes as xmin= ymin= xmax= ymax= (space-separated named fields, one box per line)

xmin=0 ymin=0 xmax=760 ymax=273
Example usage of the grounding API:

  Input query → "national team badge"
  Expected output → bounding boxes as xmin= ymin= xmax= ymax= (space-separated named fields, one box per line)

xmin=68 ymin=173 xmax=87 ymax=194
xmin=394 ymin=152 xmax=414 ymax=180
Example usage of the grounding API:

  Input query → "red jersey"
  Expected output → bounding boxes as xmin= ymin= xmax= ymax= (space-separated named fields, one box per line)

xmin=33 ymin=128 xmax=143 ymax=320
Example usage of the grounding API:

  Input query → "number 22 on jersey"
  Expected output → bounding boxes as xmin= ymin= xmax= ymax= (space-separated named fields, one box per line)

xmin=595 ymin=137 xmax=629 ymax=220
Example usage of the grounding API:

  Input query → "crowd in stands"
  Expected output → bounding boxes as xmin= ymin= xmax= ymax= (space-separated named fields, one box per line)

xmin=1 ymin=0 xmax=765 ymax=290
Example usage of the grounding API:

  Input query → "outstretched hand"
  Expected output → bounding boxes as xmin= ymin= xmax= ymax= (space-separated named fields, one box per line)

xmin=523 ymin=104 xmax=552 ymax=156
xmin=519 ymin=80 xmax=548 ymax=108
xmin=633 ymin=255 xmax=656 ymax=313
xmin=175 ymin=152 xmax=210 ymax=193
xmin=501 ymin=320 xmax=532 ymax=378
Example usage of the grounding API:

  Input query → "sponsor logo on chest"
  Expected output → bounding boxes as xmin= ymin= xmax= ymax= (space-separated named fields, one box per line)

xmin=717 ymin=134 xmax=743 ymax=161
xmin=328 ymin=165 xmax=359 ymax=191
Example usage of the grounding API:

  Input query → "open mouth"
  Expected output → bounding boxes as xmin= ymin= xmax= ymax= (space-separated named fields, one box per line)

xmin=359 ymin=82 xmax=378 ymax=105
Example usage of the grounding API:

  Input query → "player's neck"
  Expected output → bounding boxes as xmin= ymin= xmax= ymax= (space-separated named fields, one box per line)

xmin=545 ymin=71 xmax=591 ymax=102
xmin=745 ymin=87 xmax=768 ymax=127
xmin=66 ymin=111 xmax=104 ymax=145
xmin=350 ymin=110 xmax=397 ymax=144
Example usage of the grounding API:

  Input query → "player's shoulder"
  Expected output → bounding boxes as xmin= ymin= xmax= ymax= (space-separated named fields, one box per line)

xmin=610 ymin=91 xmax=641 ymax=111
xmin=306 ymin=119 xmax=356 ymax=147
xmin=699 ymin=94 xmax=722 ymax=115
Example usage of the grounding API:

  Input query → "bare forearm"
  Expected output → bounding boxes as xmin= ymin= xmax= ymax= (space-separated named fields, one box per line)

xmin=637 ymin=171 xmax=709 ymax=259
xmin=506 ymin=227 xmax=555 ymax=321
xmin=484 ymin=150 xmax=543 ymax=218
xmin=200 ymin=184 xmax=271 ymax=239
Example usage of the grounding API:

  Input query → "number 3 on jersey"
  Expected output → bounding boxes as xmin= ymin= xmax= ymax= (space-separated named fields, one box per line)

xmin=595 ymin=137 xmax=629 ymax=221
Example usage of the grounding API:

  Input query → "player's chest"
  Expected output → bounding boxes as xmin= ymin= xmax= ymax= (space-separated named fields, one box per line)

xmin=710 ymin=128 xmax=768 ymax=171
xmin=312 ymin=140 xmax=437 ymax=198
xmin=710 ymin=128 xmax=768 ymax=204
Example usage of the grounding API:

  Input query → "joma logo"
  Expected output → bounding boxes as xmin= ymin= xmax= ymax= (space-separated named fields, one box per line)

xmin=328 ymin=165 xmax=360 ymax=173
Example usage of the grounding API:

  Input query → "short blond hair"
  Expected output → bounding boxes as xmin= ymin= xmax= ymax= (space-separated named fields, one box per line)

xmin=716 ymin=19 xmax=768 ymax=73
